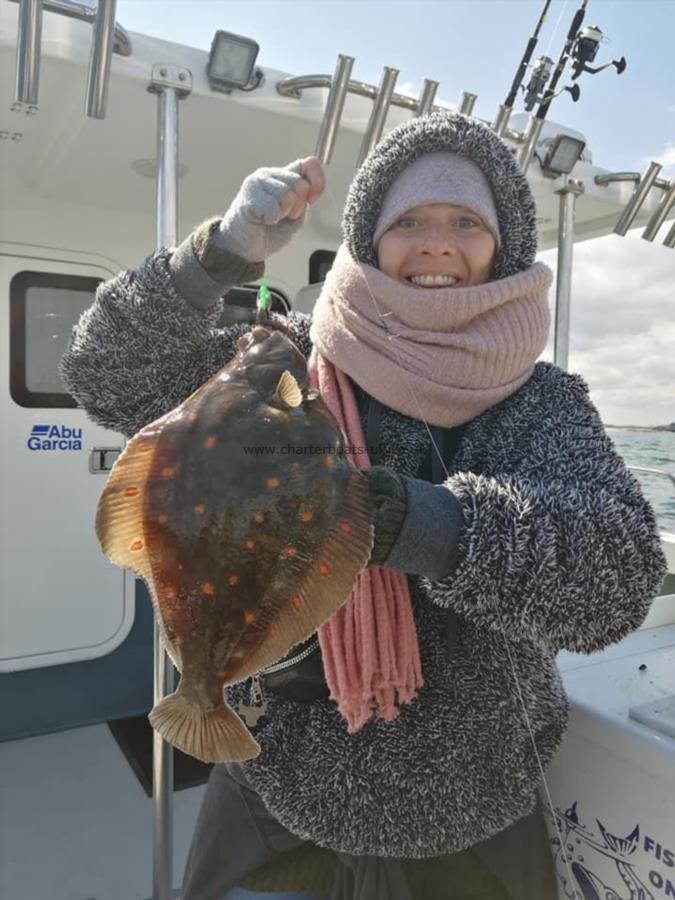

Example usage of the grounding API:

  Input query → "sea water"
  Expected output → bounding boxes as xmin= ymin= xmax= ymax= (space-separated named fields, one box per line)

xmin=607 ymin=429 xmax=675 ymax=532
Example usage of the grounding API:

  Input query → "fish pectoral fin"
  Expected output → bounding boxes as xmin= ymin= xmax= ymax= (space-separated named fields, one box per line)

xmin=276 ymin=370 xmax=302 ymax=408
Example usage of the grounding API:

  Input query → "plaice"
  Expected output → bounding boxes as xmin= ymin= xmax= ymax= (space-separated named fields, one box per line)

xmin=95 ymin=325 xmax=373 ymax=763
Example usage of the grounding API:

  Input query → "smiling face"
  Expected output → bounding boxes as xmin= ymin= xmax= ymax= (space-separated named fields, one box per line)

xmin=376 ymin=203 xmax=497 ymax=288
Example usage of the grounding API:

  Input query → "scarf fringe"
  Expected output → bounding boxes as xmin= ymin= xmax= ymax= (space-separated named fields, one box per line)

xmin=310 ymin=352 xmax=424 ymax=732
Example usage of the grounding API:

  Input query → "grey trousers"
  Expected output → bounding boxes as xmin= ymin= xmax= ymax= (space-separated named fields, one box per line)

xmin=182 ymin=763 xmax=558 ymax=900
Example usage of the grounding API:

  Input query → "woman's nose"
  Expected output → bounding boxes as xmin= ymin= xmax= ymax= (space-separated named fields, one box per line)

xmin=418 ymin=226 xmax=457 ymax=254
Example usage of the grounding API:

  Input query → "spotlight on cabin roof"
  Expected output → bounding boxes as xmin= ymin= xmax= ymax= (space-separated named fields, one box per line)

xmin=207 ymin=30 xmax=263 ymax=93
xmin=540 ymin=134 xmax=586 ymax=177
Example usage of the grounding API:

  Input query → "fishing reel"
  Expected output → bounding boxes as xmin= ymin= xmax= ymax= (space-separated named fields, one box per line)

xmin=524 ymin=55 xmax=580 ymax=109
xmin=570 ymin=25 xmax=626 ymax=80
xmin=523 ymin=56 xmax=554 ymax=111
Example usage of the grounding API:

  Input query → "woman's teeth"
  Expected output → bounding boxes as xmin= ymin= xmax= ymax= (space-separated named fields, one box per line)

xmin=408 ymin=274 xmax=458 ymax=287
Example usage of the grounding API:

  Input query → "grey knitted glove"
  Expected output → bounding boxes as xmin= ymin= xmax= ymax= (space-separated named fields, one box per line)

xmin=219 ymin=158 xmax=324 ymax=262
xmin=365 ymin=466 xmax=464 ymax=579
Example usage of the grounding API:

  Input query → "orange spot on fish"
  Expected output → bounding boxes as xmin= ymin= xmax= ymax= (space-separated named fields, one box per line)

xmin=123 ymin=487 xmax=139 ymax=498
xmin=165 ymin=586 xmax=176 ymax=600
xmin=194 ymin=504 xmax=206 ymax=515
xmin=188 ymin=413 xmax=198 ymax=424
xmin=244 ymin=539 xmax=255 ymax=551
xmin=253 ymin=512 xmax=265 ymax=524
xmin=267 ymin=625 xmax=278 ymax=639
xmin=324 ymin=455 xmax=336 ymax=467
xmin=217 ymin=667 xmax=232 ymax=680
xmin=157 ymin=515 xmax=168 ymax=525
xmin=266 ymin=476 xmax=280 ymax=489
xmin=228 ymin=575 xmax=240 ymax=587
xmin=204 ymin=435 xmax=217 ymax=449
xmin=244 ymin=611 xmax=256 ymax=625
xmin=228 ymin=640 xmax=236 ymax=649
xmin=299 ymin=509 xmax=313 ymax=523
xmin=173 ymin=635 xmax=184 ymax=645
xmin=202 ymin=582 xmax=215 ymax=596
xmin=318 ymin=561 xmax=331 ymax=577
xmin=281 ymin=546 xmax=297 ymax=558
xmin=291 ymin=594 xmax=303 ymax=611
xmin=130 ymin=539 xmax=144 ymax=552
xmin=162 ymin=467 xmax=175 ymax=478
xmin=339 ymin=520 xmax=353 ymax=534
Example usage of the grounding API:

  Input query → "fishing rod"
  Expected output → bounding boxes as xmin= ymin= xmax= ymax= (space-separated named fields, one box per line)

xmin=492 ymin=0 xmax=552 ymax=136
xmin=518 ymin=0 xmax=589 ymax=171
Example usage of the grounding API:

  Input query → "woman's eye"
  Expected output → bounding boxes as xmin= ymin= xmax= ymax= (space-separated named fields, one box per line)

xmin=455 ymin=217 xmax=478 ymax=229
xmin=397 ymin=218 xmax=418 ymax=229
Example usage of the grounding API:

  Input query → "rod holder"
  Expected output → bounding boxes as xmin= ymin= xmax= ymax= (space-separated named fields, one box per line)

xmin=492 ymin=104 xmax=512 ymax=137
xmin=85 ymin=0 xmax=117 ymax=119
xmin=641 ymin=181 xmax=675 ymax=242
xmin=357 ymin=65 xmax=399 ymax=167
xmin=518 ymin=116 xmax=545 ymax=173
xmin=459 ymin=91 xmax=477 ymax=116
xmin=314 ymin=54 xmax=354 ymax=165
xmin=664 ymin=219 xmax=675 ymax=249
xmin=414 ymin=78 xmax=438 ymax=117
xmin=614 ymin=161 xmax=662 ymax=236
xmin=14 ymin=0 xmax=43 ymax=109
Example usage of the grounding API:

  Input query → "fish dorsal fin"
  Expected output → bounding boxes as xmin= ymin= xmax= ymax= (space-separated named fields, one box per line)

xmin=276 ymin=370 xmax=302 ymax=408
xmin=95 ymin=426 xmax=160 ymax=583
xmin=230 ymin=468 xmax=373 ymax=679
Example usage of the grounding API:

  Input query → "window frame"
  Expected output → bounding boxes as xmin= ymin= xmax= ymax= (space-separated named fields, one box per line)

xmin=10 ymin=270 xmax=102 ymax=409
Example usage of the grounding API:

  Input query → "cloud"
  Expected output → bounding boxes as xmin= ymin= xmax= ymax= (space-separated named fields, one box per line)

xmin=396 ymin=80 xmax=418 ymax=97
xmin=538 ymin=231 xmax=675 ymax=427
xmin=639 ymin=140 xmax=675 ymax=175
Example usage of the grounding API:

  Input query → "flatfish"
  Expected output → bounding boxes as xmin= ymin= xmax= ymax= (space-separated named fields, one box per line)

xmin=96 ymin=325 xmax=372 ymax=762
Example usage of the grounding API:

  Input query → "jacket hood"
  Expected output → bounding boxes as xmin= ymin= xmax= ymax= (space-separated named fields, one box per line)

xmin=342 ymin=112 xmax=538 ymax=280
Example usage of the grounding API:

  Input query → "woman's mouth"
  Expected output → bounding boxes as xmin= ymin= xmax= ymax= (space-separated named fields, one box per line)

xmin=407 ymin=274 xmax=459 ymax=288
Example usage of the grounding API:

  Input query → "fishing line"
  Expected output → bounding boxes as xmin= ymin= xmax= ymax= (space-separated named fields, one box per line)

xmin=544 ymin=0 xmax=570 ymax=58
xmin=308 ymin=174 xmax=575 ymax=886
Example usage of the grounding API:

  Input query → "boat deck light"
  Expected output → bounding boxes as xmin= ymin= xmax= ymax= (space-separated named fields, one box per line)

xmin=541 ymin=134 xmax=586 ymax=176
xmin=207 ymin=30 xmax=262 ymax=93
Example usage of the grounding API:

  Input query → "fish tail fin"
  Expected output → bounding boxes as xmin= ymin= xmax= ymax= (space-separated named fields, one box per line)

xmin=148 ymin=692 xmax=260 ymax=763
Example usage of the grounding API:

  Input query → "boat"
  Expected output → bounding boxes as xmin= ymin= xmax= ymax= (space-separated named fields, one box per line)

xmin=0 ymin=1 xmax=673 ymax=898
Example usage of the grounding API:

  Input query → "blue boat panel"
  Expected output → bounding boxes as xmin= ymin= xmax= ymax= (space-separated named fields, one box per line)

xmin=0 ymin=581 xmax=154 ymax=741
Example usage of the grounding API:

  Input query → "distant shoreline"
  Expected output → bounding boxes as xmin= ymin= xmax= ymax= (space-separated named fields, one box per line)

xmin=605 ymin=425 xmax=675 ymax=434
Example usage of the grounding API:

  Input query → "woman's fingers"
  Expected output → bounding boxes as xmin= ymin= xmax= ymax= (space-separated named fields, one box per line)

xmin=300 ymin=156 xmax=326 ymax=205
xmin=275 ymin=157 xmax=326 ymax=222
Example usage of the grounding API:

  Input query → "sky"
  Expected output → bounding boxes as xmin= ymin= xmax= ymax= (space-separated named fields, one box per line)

xmin=115 ymin=0 xmax=675 ymax=426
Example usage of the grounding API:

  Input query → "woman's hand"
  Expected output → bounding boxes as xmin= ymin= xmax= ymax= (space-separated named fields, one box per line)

xmin=219 ymin=157 xmax=325 ymax=263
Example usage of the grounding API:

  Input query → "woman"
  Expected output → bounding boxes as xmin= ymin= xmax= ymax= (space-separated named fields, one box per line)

xmin=61 ymin=112 xmax=666 ymax=899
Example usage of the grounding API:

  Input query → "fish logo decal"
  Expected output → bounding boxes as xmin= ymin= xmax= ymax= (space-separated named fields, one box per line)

xmin=96 ymin=325 xmax=373 ymax=762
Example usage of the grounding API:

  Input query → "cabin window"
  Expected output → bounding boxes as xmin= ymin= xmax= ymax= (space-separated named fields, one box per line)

xmin=309 ymin=250 xmax=335 ymax=284
xmin=10 ymin=271 xmax=101 ymax=409
xmin=217 ymin=284 xmax=290 ymax=326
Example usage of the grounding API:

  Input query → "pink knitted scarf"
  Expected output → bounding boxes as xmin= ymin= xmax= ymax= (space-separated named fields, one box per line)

xmin=311 ymin=244 xmax=552 ymax=427
xmin=308 ymin=245 xmax=552 ymax=732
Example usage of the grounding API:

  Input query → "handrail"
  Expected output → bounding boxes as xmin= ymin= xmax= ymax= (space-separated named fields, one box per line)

xmin=628 ymin=466 xmax=675 ymax=489
xmin=8 ymin=0 xmax=131 ymax=56
xmin=594 ymin=171 xmax=671 ymax=191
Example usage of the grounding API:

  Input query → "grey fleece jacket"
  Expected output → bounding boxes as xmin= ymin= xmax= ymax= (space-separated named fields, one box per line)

xmin=60 ymin=244 xmax=667 ymax=858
